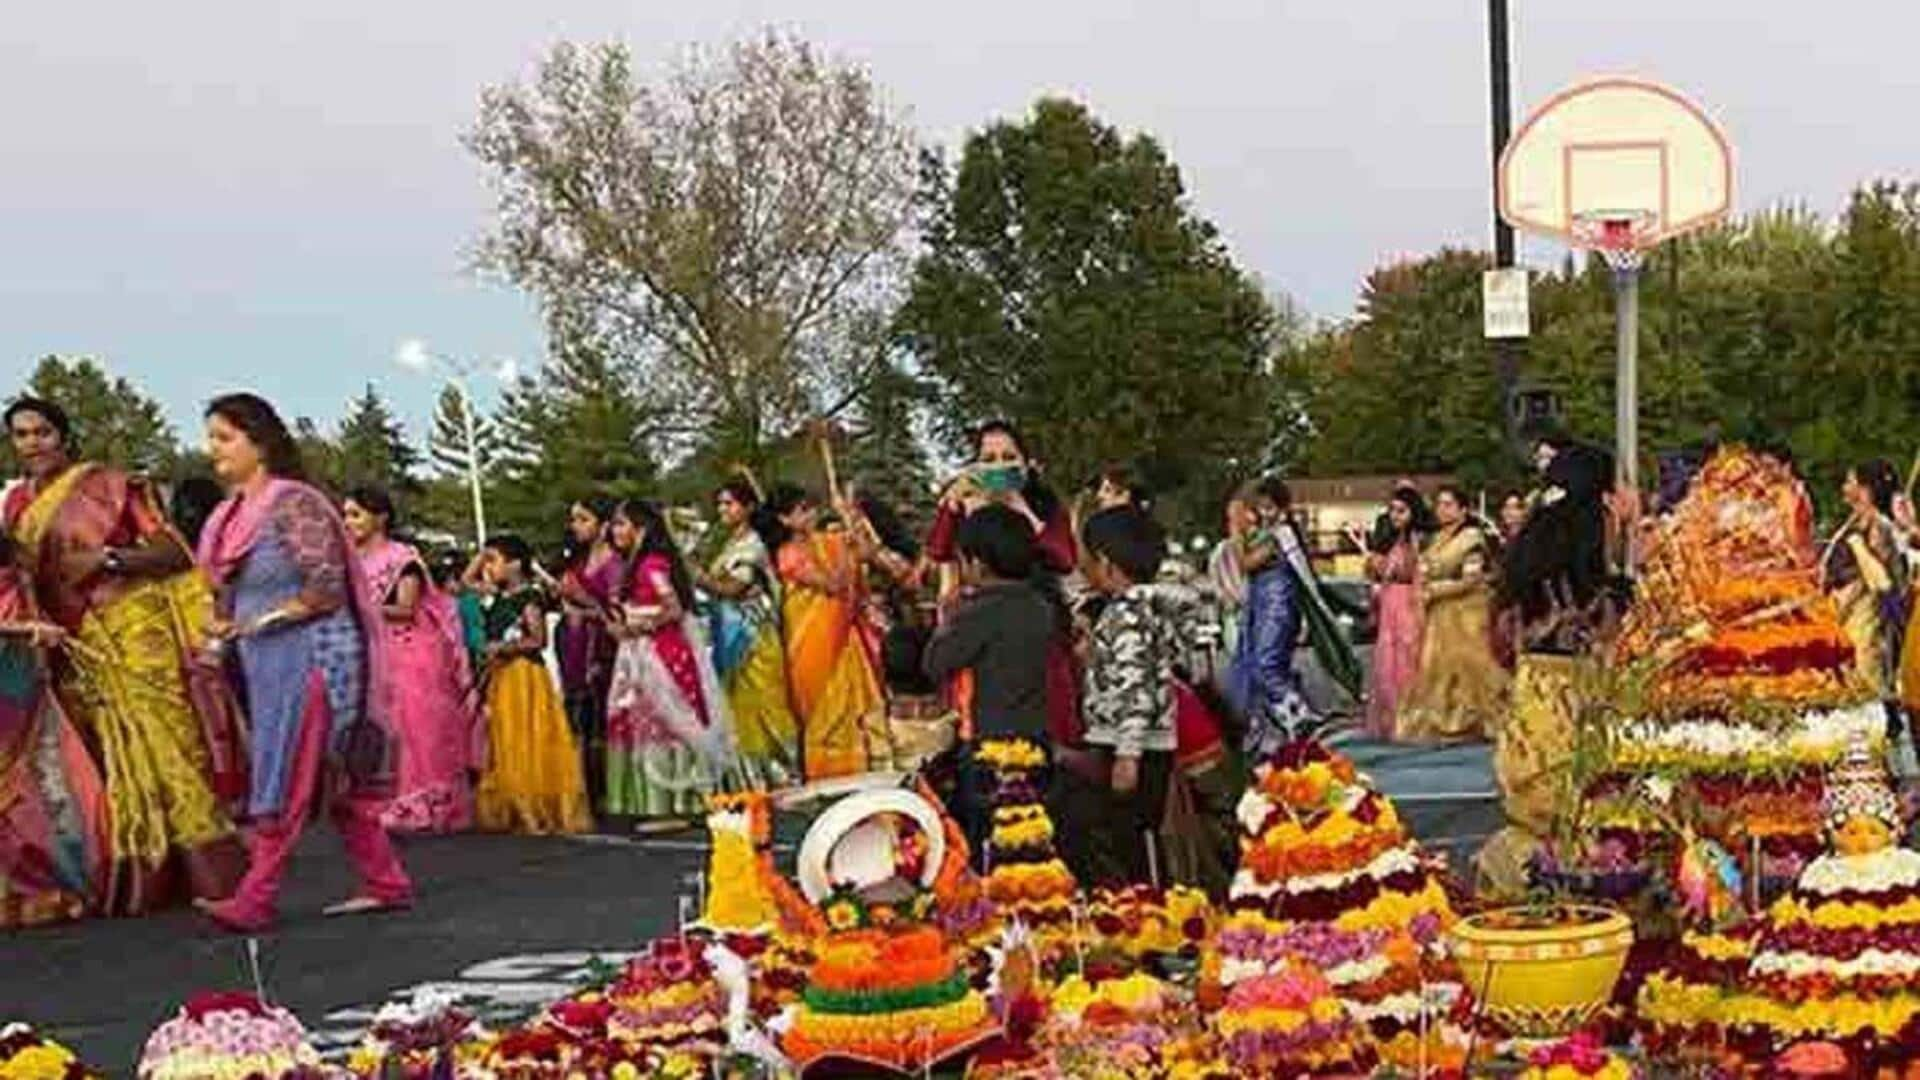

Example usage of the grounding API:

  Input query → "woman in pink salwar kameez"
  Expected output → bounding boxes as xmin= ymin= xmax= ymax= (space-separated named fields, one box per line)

xmin=345 ymin=486 xmax=476 ymax=834
xmin=1354 ymin=487 xmax=1428 ymax=740
xmin=194 ymin=394 xmax=412 ymax=932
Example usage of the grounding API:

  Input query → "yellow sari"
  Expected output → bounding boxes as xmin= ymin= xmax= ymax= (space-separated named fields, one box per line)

xmin=8 ymin=464 xmax=241 ymax=911
xmin=1397 ymin=523 xmax=1508 ymax=742
xmin=778 ymin=532 xmax=883 ymax=781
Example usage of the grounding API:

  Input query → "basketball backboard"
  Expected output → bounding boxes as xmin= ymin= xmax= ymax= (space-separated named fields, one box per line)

xmin=1498 ymin=76 xmax=1733 ymax=254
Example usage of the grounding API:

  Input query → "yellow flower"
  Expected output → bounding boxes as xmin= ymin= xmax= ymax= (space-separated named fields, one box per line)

xmin=0 ymin=1044 xmax=77 ymax=1080
xmin=611 ymin=1063 xmax=641 ymax=1080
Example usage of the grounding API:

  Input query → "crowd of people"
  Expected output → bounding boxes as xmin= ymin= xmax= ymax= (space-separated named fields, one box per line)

xmin=18 ymin=378 xmax=1914 ymax=933
xmin=2 ymin=389 xmax=1387 ymax=931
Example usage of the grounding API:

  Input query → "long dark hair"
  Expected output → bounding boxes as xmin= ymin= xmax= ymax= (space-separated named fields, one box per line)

xmin=858 ymin=494 xmax=919 ymax=561
xmin=1853 ymin=459 xmax=1899 ymax=518
xmin=718 ymin=479 xmax=787 ymax=558
xmin=562 ymin=494 xmax=617 ymax=569
xmin=761 ymin=483 xmax=810 ymax=551
xmin=973 ymin=419 xmax=1061 ymax=525
xmin=344 ymin=484 xmax=398 ymax=534
xmin=1387 ymin=485 xmax=1433 ymax=541
xmin=616 ymin=498 xmax=697 ymax=612
xmin=206 ymin=393 xmax=306 ymax=482
xmin=170 ymin=474 xmax=227 ymax=549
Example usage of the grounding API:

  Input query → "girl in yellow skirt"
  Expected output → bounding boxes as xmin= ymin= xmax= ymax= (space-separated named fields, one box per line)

xmin=469 ymin=535 xmax=591 ymax=835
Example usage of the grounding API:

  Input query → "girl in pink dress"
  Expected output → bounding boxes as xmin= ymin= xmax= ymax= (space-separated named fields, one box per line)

xmin=344 ymin=487 xmax=476 ymax=834
xmin=1354 ymin=487 xmax=1428 ymax=740
xmin=603 ymin=499 xmax=733 ymax=828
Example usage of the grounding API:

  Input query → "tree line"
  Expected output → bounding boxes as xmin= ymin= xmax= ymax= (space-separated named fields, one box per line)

xmin=8 ymin=30 xmax=1918 ymax=539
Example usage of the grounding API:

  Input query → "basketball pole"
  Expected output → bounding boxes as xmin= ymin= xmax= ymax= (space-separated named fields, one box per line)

xmin=1486 ymin=0 xmax=1524 ymax=465
xmin=1612 ymin=263 xmax=1641 ymax=494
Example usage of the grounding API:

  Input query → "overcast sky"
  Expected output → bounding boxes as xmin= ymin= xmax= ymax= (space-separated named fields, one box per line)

xmin=3 ymin=1 xmax=1914 ymax=443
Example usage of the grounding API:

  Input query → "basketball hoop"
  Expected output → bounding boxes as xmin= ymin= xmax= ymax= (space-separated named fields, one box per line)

xmin=1571 ymin=209 xmax=1657 ymax=273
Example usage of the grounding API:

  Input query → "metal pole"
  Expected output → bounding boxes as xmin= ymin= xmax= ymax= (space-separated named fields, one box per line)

xmin=455 ymin=375 xmax=488 ymax=548
xmin=1613 ymin=265 xmax=1641 ymax=492
xmin=1488 ymin=0 xmax=1523 ymax=463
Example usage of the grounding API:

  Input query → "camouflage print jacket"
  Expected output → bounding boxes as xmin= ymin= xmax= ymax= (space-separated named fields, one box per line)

xmin=1082 ymin=583 xmax=1205 ymax=757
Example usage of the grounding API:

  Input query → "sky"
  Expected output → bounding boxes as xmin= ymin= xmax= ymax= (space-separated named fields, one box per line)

xmin=3 ymin=0 xmax=1915 ymax=446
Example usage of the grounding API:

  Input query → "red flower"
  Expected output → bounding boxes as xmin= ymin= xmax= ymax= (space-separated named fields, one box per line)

xmin=183 ymin=992 xmax=271 ymax=1020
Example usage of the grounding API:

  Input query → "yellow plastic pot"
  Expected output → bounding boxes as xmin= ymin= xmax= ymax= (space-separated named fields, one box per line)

xmin=1449 ymin=904 xmax=1634 ymax=1037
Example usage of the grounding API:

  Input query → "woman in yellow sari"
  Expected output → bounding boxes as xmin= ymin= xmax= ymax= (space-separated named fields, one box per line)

xmin=766 ymin=484 xmax=884 ymax=781
xmin=3 ymin=397 xmax=243 ymax=913
xmin=1397 ymin=486 xmax=1508 ymax=742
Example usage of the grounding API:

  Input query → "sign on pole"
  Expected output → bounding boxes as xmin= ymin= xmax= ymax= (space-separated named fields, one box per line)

xmin=1482 ymin=268 xmax=1530 ymax=339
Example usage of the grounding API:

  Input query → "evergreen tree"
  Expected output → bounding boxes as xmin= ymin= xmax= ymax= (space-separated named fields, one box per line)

xmin=4 ymin=356 xmax=179 ymax=475
xmin=335 ymin=383 xmax=422 ymax=496
xmin=426 ymin=382 xmax=499 ymax=479
xmin=487 ymin=340 xmax=661 ymax=542
xmin=842 ymin=356 xmax=936 ymax=535
xmin=292 ymin=416 xmax=344 ymax=490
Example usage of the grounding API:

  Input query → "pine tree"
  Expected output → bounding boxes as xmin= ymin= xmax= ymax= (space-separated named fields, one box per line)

xmin=335 ymin=383 xmax=422 ymax=497
xmin=487 ymin=341 xmax=660 ymax=541
xmin=842 ymin=357 xmax=935 ymax=535
xmin=426 ymin=382 xmax=499 ymax=480
xmin=2 ymin=356 xmax=179 ymax=476
xmin=293 ymin=416 xmax=344 ymax=490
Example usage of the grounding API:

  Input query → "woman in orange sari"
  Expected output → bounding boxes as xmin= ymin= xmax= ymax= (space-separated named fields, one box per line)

xmin=765 ymin=484 xmax=885 ymax=781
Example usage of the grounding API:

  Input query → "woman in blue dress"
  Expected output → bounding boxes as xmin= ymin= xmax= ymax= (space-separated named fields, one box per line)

xmin=193 ymin=393 xmax=412 ymax=932
xmin=1227 ymin=477 xmax=1361 ymax=758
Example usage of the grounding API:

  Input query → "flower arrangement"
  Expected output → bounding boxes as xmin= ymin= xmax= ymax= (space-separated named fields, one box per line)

xmin=137 ymin=993 xmax=332 ymax=1080
xmin=818 ymin=880 xmax=939 ymax=932
xmin=1519 ymin=1030 xmax=1638 ymax=1079
xmin=991 ymin=804 xmax=1056 ymax=852
xmin=0 ymin=1024 xmax=101 ymax=1080
xmin=976 ymin=737 xmax=1047 ymax=773
xmin=343 ymin=988 xmax=487 ymax=1078
xmin=1212 ymin=965 xmax=1367 ymax=1074
xmin=1607 ymin=705 xmax=1884 ymax=777
xmin=700 ymin=792 xmax=782 ymax=933
xmin=605 ymin=937 xmax=729 ymax=1047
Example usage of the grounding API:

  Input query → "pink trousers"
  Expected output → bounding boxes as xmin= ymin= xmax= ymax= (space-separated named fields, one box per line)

xmin=220 ymin=675 xmax=411 ymax=926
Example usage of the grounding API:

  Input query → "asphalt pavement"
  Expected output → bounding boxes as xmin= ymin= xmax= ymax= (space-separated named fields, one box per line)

xmin=2 ymin=734 xmax=1499 ymax=1074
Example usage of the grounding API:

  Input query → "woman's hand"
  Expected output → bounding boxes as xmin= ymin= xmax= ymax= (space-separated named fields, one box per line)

xmin=25 ymin=622 xmax=66 ymax=649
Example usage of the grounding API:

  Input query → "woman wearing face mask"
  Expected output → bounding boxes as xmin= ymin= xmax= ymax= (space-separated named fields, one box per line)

xmin=926 ymin=421 xmax=1080 ymax=746
xmin=1396 ymin=486 xmax=1508 ymax=743
xmin=767 ymin=484 xmax=886 ymax=780
xmin=193 ymin=393 xmax=413 ymax=931
xmin=342 ymin=485 xmax=475 ymax=834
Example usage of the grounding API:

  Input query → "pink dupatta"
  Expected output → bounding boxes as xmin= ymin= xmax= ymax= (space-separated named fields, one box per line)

xmin=196 ymin=478 xmax=400 ymax=792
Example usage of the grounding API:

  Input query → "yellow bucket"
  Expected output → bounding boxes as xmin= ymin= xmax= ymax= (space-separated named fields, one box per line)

xmin=1449 ymin=904 xmax=1634 ymax=1037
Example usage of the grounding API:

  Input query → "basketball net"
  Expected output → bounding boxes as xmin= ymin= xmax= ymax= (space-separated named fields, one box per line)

xmin=1571 ymin=211 xmax=1655 ymax=273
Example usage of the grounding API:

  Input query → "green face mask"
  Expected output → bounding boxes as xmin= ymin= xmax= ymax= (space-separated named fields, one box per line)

xmin=974 ymin=463 xmax=1026 ymax=495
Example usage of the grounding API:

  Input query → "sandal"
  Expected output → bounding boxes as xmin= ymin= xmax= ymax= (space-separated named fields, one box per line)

xmin=321 ymin=895 xmax=414 ymax=918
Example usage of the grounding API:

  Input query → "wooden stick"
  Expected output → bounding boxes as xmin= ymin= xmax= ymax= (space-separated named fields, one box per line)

xmin=814 ymin=422 xmax=843 ymax=508
xmin=728 ymin=462 xmax=764 ymax=503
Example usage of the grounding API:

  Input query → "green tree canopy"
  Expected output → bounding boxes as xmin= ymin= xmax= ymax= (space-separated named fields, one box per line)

xmin=896 ymin=97 xmax=1278 ymax=522
xmin=334 ymin=383 xmax=422 ymax=497
xmin=5 ymin=356 xmax=178 ymax=476
xmin=469 ymin=31 xmax=918 ymax=460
